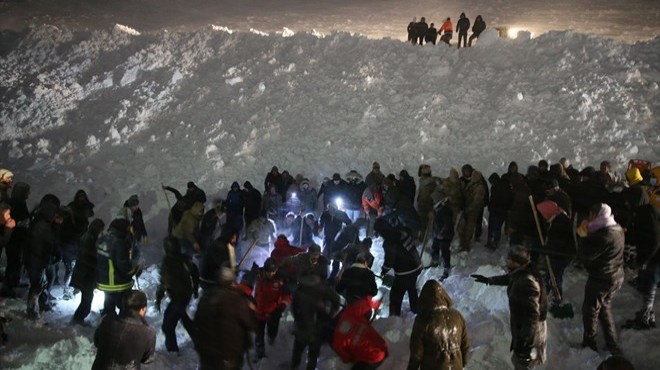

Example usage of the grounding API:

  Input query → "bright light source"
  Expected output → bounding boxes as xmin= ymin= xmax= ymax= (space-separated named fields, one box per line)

xmin=507 ymin=28 xmax=520 ymax=39
xmin=334 ymin=197 xmax=344 ymax=209
xmin=291 ymin=192 xmax=297 ymax=198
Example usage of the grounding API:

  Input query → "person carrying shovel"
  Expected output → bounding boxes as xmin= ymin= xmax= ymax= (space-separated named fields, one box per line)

xmin=533 ymin=199 xmax=575 ymax=319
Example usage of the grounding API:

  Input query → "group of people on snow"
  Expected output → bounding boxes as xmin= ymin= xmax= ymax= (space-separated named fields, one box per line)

xmin=407 ymin=13 xmax=486 ymax=47
xmin=0 ymin=156 xmax=657 ymax=369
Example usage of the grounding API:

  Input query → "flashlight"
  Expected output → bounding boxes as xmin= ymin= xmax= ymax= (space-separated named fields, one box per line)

xmin=335 ymin=197 xmax=344 ymax=209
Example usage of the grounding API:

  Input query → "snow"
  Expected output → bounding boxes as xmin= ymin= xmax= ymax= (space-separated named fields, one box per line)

xmin=0 ymin=0 xmax=659 ymax=369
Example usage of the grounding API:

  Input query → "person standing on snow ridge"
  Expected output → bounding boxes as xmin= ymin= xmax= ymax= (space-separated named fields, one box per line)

xmin=92 ymin=290 xmax=156 ymax=370
xmin=456 ymin=13 xmax=470 ymax=48
xmin=471 ymin=245 xmax=548 ymax=370
xmin=576 ymin=203 xmax=624 ymax=355
xmin=407 ymin=280 xmax=469 ymax=370
xmin=407 ymin=17 xmax=418 ymax=44
xmin=415 ymin=17 xmax=429 ymax=45
xmin=439 ymin=18 xmax=453 ymax=45
xmin=365 ymin=162 xmax=385 ymax=190
xmin=468 ymin=15 xmax=486 ymax=46
xmin=155 ymin=237 xmax=199 ymax=354
xmin=425 ymin=23 xmax=438 ymax=45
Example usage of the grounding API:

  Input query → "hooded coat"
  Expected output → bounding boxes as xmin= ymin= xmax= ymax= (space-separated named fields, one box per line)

xmin=490 ymin=263 xmax=548 ymax=366
xmin=270 ymin=236 xmax=305 ymax=265
xmin=70 ymin=219 xmax=104 ymax=291
xmin=408 ymin=280 xmax=469 ymax=370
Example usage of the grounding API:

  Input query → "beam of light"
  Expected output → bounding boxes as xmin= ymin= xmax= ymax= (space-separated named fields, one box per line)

xmin=508 ymin=27 xmax=521 ymax=39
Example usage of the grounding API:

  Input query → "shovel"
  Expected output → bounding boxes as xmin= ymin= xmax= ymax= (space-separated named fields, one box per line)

xmin=529 ymin=196 xmax=574 ymax=319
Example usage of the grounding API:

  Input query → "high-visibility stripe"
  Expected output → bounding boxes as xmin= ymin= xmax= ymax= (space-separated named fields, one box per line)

xmin=108 ymin=260 xmax=114 ymax=286
xmin=97 ymin=281 xmax=134 ymax=292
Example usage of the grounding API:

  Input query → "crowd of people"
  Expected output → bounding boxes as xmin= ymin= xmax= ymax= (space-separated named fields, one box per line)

xmin=407 ymin=13 xmax=486 ymax=47
xmin=0 ymin=156 xmax=658 ymax=369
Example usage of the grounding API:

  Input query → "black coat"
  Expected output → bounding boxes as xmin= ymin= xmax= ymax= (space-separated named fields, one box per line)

xmin=157 ymin=241 xmax=199 ymax=304
xmin=456 ymin=18 xmax=470 ymax=34
xmin=292 ymin=280 xmax=340 ymax=343
xmin=69 ymin=228 xmax=100 ymax=291
xmin=194 ymin=285 xmax=257 ymax=364
xmin=488 ymin=179 xmax=513 ymax=213
xmin=433 ymin=202 xmax=455 ymax=241
xmin=92 ymin=311 xmax=156 ymax=370
xmin=243 ymin=187 xmax=263 ymax=219
xmin=27 ymin=215 xmax=57 ymax=272
xmin=337 ymin=264 xmax=377 ymax=302
xmin=398 ymin=174 xmax=416 ymax=205
xmin=580 ymin=225 xmax=625 ymax=281
xmin=375 ymin=219 xmax=422 ymax=276
xmin=200 ymin=238 xmax=235 ymax=285
xmin=472 ymin=18 xmax=486 ymax=35
xmin=96 ymin=228 xmax=136 ymax=292
xmin=545 ymin=212 xmax=575 ymax=259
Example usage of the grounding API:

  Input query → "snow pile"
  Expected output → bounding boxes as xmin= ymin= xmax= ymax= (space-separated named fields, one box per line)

xmin=0 ymin=25 xmax=659 ymax=370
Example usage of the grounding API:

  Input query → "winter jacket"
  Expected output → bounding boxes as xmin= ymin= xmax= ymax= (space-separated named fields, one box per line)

xmin=8 ymin=182 xmax=30 ymax=256
xmin=342 ymin=243 xmax=375 ymax=268
xmin=398 ymin=171 xmax=416 ymax=205
xmin=320 ymin=179 xmax=349 ymax=208
xmin=333 ymin=296 xmax=388 ymax=365
xmin=580 ymin=223 xmax=625 ymax=282
xmin=472 ymin=17 xmax=486 ymax=35
xmin=194 ymin=284 xmax=258 ymax=365
xmin=92 ymin=310 xmax=156 ymax=370
xmin=291 ymin=216 xmax=320 ymax=248
xmin=262 ymin=192 xmax=284 ymax=220
xmin=488 ymin=178 xmax=513 ymax=213
xmin=27 ymin=206 xmax=59 ymax=272
xmin=69 ymin=220 xmax=104 ymax=291
xmin=255 ymin=272 xmax=291 ymax=320
xmin=280 ymin=252 xmax=330 ymax=282
xmin=337 ymin=264 xmax=377 ymax=302
xmin=299 ymin=184 xmax=318 ymax=214
xmin=199 ymin=209 xmax=222 ymax=250
xmin=246 ymin=218 xmax=277 ymax=245
xmin=631 ymin=204 xmax=660 ymax=267
xmin=265 ymin=171 xmax=283 ymax=192
xmin=200 ymin=238 xmax=236 ymax=285
xmin=417 ymin=176 xmax=437 ymax=218
xmin=408 ymin=280 xmax=469 ymax=370
xmin=375 ymin=219 xmax=422 ymax=276
xmin=225 ymin=184 xmax=244 ymax=216
xmin=320 ymin=209 xmax=352 ymax=243
xmin=292 ymin=277 xmax=340 ymax=343
xmin=243 ymin=185 xmax=263 ymax=219
xmin=444 ymin=169 xmax=464 ymax=214
xmin=172 ymin=201 xmax=204 ymax=249
xmin=440 ymin=20 xmax=453 ymax=34
xmin=362 ymin=188 xmax=384 ymax=216
xmin=490 ymin=263 xmax=548 ymax=366
xmin=433 ymin=201 xmax=455 ymax=241
xmin=345 ymin=173 xmax=367 ymax=211
xmin=544 ymin=212 xmax=576 ymax=259
xmin=461 ymin=171 xmax=487 ymax=215
xmin=365 ymin=170 xmax=385 ymax=190
xmin=415 ymin=21 xmax=429 ymax=38
xmin=156 ymin=238 xmax=199 ymax=305
xmin=456 ymin=17 xmax=470 ymax=34
xmin=96 ymin=227 xmax=137 ymax=293
xmin=119 ymin=205 xmax=147 ymax=242
xmin=60 ymin=190 xmax=94 ymax=243
xmin=271 ymin=236 xmax=305 ymax=265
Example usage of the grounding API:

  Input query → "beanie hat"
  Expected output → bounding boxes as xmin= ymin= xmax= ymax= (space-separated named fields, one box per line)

xmin=263 ymin=257 xmax=278 ymax=272
xmin=508 ymin=245 xmax=531 ymax=265
xmin=626 ymin=167 xmax=643 ymax=186
xmin=332 ymin=173 xmax=341 ymax=181
xmin=126 ymin=194 xmax=139 ymax=207
xmin=536 ymin=200 xmax=562 ymax=221
xmin=187 ymin=181 xmax=196 ymax=189
xmin=308 ymin=244 xmax=322 ymax=254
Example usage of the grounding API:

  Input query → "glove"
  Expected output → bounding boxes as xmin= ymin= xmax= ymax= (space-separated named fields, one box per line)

xmin=380 ymin=267 xmax=390 ymax=276
xmin=471 ymin=274 xmax=490 ymax=285
xmin=381 ymin=274 xmax=394 ymax=288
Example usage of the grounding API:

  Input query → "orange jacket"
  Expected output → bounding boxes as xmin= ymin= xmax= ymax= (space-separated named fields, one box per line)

xmin=362 ymin=190 xmax=383 ymax=216
xmin=440 ymin=20 xmax=453 ymax=33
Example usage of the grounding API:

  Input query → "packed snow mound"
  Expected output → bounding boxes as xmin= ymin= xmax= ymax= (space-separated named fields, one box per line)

xmin=0 ymin=26 xmax=658 ymax=226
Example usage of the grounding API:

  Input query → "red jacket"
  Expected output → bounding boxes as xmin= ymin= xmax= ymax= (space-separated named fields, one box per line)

xmin=362 ymin=190 xmax=384 ymax=216
xmin=332 ymin=296 xmax=388 ymax=364
xmin=270 ymin=236 xmax=305 ymax=265
xmin=254 ymin=274 xmax=291 ymax=321
xmin=440 ymin=20 xmax=453 ymax=34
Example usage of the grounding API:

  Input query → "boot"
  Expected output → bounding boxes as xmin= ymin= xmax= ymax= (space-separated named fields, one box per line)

xmin=440 ymin=268 xmax=450 ymax=281
xmin=624 ymin=309 xmax=656 ymax=330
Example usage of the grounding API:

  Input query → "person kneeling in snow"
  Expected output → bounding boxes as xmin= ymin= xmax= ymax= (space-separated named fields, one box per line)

xmin=333 ymin=295 xmax=388 ymax=370
xmin=407 ymin=280 xmax=469 ymax=370
xmin=155 ymin=237 xmax=199 ymax=353
xmin=92 ymin=290 xmax=156 ymax=370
